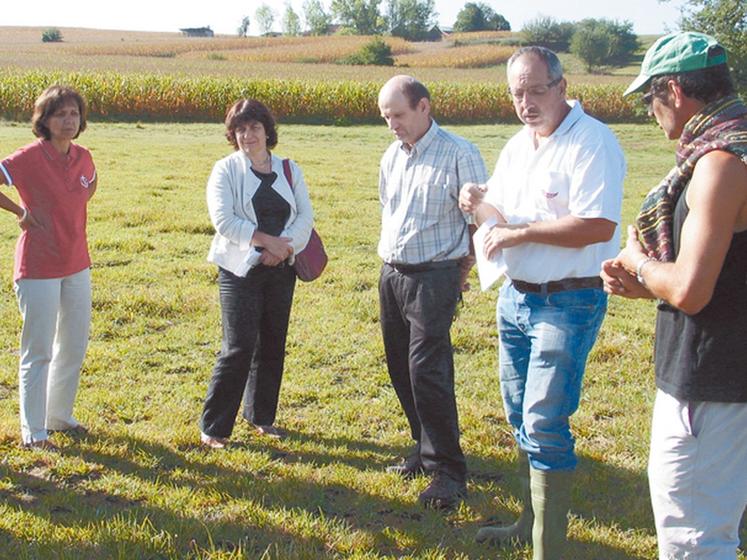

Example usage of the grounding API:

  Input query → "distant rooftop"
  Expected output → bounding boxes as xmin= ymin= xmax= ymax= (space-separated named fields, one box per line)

xmin=179 ymin=27 xmax=213 ymax=37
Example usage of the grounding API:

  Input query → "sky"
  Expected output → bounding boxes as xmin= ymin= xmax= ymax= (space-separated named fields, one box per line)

xmin=3 ymin=0 xmax=686 ymax=36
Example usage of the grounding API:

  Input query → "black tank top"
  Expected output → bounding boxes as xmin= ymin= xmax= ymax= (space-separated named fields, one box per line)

xmin=251 ymin=169 xmax=290 ymax=239
xmin=654 ymin=184 xmax=747 ymax=402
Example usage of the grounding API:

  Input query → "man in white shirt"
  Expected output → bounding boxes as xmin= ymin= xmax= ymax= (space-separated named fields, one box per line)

xmin=459 ymin=47 xmax=625 ymax=558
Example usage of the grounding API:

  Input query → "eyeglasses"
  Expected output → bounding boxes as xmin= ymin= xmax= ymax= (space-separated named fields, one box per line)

xmin=509 ymin=77 xmax=562 ymax=100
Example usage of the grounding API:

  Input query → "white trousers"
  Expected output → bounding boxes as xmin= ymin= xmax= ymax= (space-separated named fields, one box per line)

xmin=648 ymin=389 xmax=747 ymax=559
xmin=14 ymin=268 xmax=91 ymax=444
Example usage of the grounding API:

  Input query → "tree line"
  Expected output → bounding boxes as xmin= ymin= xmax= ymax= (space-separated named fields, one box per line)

xmin=238 ymin=1 xmax=509 ymax=41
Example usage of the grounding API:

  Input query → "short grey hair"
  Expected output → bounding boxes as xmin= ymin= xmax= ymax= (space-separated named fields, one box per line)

xmin=507 ymin=46 xmax=564 ymax=82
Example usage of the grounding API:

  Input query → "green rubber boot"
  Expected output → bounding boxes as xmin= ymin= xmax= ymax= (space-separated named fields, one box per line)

xmin=476 ymin=452 xmax=533 ymax=546
xmin=530 ymin=467 xmax=573 ymax=560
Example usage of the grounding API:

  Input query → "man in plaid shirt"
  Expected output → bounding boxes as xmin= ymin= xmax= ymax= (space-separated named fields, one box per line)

xmin=377 ymin=74 xmax=487 ymax=510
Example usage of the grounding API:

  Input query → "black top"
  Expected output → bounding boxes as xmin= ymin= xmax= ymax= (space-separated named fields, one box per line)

xmin=655 ymin=184 xmax=747 ymax=402
xmin=251 ymin=169 xmax=290 ymax=243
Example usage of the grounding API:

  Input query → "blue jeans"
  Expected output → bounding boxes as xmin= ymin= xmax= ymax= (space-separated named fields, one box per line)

xmin=498 ymin=282 xmax=607 ymax=471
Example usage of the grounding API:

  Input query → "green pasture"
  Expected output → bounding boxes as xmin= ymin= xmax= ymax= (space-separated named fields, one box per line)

xmin=0 ymin=120 xmax=742 ymax=559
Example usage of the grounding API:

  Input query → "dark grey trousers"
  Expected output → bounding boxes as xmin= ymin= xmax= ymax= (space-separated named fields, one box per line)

xmin=379 ymin=262 xmax=466 ymax=481
xmin=200 ymin=265 xmax=296 ymax=438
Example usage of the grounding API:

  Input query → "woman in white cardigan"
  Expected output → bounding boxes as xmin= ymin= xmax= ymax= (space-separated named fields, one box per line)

xmin=200 ymin=99 xmax=313 ymax=448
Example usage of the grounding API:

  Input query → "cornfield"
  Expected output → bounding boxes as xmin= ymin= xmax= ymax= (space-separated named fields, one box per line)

xmin=397 ymin=44 xmax=515 ymax=68
xmin=66 ymin=35 xmax=413 ymax=62
xmin=0 ymin=70 xmax=644 ymax=124
xmin=448 ymin=31 xmax=514 ymax=43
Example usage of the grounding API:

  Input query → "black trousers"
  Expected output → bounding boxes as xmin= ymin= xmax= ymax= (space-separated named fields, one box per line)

xmin=200 ymin=264 xmax=296 ymax=438
xmin=379 ymin=262 xmax=467 ymax=481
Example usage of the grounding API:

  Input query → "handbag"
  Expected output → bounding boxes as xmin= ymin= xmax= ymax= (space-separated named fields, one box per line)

xmin=282 ymin=159 xmax=328 ymax=282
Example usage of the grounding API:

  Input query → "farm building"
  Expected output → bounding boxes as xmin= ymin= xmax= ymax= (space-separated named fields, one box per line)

xmin=180 ymin=27 xmax=214 ymax=37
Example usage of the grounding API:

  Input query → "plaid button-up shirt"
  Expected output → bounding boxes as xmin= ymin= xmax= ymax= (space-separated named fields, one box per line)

xmin=378 ymin=121 xmax=487 ymax=265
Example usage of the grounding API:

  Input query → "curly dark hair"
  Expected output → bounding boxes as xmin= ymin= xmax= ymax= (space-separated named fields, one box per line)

xmin=650 ymin=58 xmax=734 ymax=106
xmin=224 ymin=99 xmax=278 ymax=150
xmin=31 ymin=85 xmax=87 ymax=140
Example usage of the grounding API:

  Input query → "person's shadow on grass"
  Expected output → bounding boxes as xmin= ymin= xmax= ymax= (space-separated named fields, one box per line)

xmin=465 ymin=448 xmax=659 ymax=560
xmin=237 ymin=428 xmax=659 ymax=559
xmin=0 ymin=428 xmax=662 ymax=559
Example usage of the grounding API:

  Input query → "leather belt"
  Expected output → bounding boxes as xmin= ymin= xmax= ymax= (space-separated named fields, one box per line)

xmin=387 ymin=260 xmax=459 ymax=274
xmin=512 ymin=276 xmax=602 ymax=294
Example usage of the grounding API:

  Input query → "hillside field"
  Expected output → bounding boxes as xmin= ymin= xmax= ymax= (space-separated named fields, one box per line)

xmin=0 ymin=26 xmax=648 ymax=83
xmin=0 ymin=26 xmax=652 ymax=126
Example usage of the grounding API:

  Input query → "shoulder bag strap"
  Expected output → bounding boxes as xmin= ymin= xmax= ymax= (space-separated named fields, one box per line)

xmin=282 ymin=158 xmax=294 ymax=191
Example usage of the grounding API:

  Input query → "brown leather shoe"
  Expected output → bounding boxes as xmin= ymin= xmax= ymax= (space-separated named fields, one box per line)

xmin=418 ymin=471 xmax=467 ymax=510
xmin=49 ymin=424 xmax=88 ymax=436
xmin=22 ymin=439 xmax=59 ymax=451
xmin=200 ymin=433 xmax=229 ymax=449
xmin=254 ymin=425 xmax=285 ymax=439
xmin=386 ymin=451 xmax=425 ymax=478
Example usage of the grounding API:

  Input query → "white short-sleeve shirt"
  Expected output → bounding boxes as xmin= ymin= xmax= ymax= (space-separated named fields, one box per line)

xmin=485 ymin=100 xmax=626 ymax=283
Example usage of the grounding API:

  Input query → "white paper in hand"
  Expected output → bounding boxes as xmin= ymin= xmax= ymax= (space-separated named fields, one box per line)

xmin=473 ymin=217 xmax=507 ymax=291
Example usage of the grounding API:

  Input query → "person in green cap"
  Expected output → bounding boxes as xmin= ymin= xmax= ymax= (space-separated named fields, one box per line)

xmin=601 ymin=31 xmax=747 ymax=558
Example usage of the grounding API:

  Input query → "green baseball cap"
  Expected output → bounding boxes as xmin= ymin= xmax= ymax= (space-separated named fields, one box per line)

xmin=624 ymin=31 xmax=727 ymax=96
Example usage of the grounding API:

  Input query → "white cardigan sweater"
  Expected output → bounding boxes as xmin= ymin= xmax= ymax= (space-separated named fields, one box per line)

xmin=206 ymin=151 xmax=314 ymax=276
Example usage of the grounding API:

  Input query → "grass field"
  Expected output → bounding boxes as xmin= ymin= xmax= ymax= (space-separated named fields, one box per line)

xmin=0 ymin=24 xmax=744 ymax=560
xmin=2 ymin=119 xmax=742 ymax=560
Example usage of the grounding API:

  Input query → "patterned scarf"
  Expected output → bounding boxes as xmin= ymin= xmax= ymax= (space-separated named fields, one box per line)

xmin=636 ymin=95 xmax=747 ymax=261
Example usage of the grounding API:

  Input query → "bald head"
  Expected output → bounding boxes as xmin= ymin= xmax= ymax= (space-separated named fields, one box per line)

xmin=379 ymin=75 xmax=431 ymax=110
xmin=378 ymin=75 xmax=432 ymax=146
